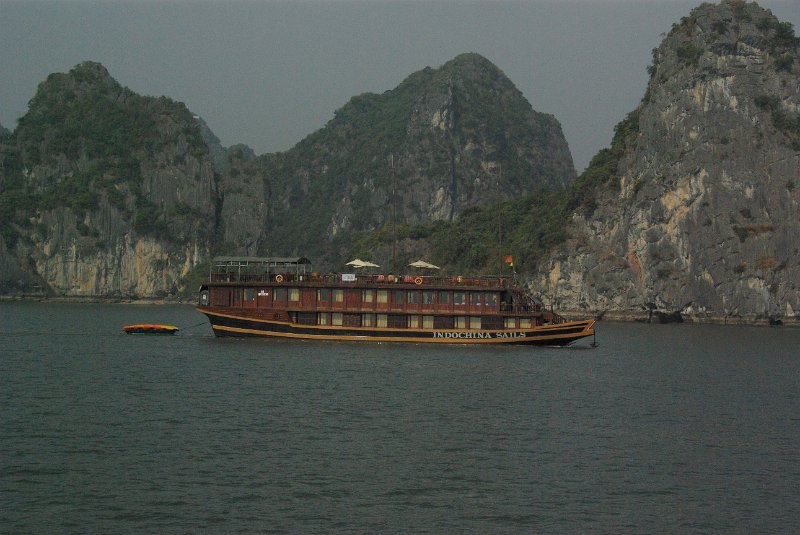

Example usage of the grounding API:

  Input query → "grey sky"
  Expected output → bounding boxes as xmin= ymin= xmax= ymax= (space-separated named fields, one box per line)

xmin=1 ymin=1 xmax=798 ymax=172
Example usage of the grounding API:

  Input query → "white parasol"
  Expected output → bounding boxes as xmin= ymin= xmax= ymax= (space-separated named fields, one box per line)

xmin=408 ymin=260 xmax=440 ymax=270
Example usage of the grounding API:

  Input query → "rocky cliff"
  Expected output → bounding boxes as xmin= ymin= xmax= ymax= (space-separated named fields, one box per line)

xmin=1 ymin=54 xmax=574 ymax=296
xmin=529 ymin=0 xmax=800 ymax=320
xmin=0 ymin=62 xmax=216 ymax=297
xmin=218 ymin=53 xmax=575 ymax=265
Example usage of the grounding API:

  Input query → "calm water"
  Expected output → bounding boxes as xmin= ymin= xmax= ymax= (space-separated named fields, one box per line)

xmin=1 ymin=302 xmax=798 ymax=533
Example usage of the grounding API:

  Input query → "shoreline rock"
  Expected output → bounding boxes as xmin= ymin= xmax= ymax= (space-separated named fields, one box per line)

xmin=559 ymin=309 xmax=799 ymax=327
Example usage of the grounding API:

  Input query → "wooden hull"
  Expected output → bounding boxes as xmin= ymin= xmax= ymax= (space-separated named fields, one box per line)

xmin=197 ymin=308 xmax=595 ymax=346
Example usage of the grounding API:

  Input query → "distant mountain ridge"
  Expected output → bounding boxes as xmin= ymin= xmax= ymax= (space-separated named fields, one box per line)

xmin=215 ymin=52 xmax=575 ymax=265
xmin=0 ymin=53 xmax=575 ymax=296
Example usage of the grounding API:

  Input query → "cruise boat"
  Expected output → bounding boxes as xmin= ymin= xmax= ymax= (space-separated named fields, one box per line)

xmin=196 ymin=256 xmax=596 ymax=345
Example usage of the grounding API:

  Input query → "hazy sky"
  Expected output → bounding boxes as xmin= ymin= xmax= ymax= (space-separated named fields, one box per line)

xmin=2 ymin=1 xmax=798 ymax=171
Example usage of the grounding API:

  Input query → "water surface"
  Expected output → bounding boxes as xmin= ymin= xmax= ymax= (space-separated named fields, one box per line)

xmin=1 ymin=302 xmax=798 ymax=533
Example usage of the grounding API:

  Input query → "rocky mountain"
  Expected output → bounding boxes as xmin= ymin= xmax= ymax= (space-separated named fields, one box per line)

xmin=0 ymin=62 xmax=216 ymax=297
xmin=527 ymin=0 xmax=800 ymax=320
xmin=217 ymin=53 xmax=575 ymax=264
xmin=0 ymin=54 xmax=574 ymax=297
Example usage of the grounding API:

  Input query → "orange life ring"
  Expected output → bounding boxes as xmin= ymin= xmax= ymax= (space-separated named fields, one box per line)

xmin=414 ymin=276 xmax=423 ymax=285
xmin=275 ymin=274 xmax=284 ymax=283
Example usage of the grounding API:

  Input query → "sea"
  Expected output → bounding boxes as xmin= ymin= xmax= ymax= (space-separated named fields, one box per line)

xmin=1 ymin=301 xmax=798 ymax=534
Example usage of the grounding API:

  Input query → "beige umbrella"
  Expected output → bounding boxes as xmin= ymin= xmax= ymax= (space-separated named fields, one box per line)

xmin=409 ymin=260 xmax=440 ymax=270
xmin=346 ymin=259 xmax=369 ymax=268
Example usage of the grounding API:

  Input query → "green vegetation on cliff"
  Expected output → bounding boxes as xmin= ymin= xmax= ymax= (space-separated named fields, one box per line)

xmin=237 ymin=52 xmax=575 ymax=266
xmin=0 ymin=61 xmax=211 ymax=249
xmin=349 ymin=109 xmax=640 ymax=275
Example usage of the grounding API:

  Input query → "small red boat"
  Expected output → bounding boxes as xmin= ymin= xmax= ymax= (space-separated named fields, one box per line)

xmin=122 ymin=324 xmax=179 ymax=335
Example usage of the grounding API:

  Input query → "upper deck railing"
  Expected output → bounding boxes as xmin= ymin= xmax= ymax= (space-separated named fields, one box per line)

xmin=209 ymin=270 xmax=515 ymax=289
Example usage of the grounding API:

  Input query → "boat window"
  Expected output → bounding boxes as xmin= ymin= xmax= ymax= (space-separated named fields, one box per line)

xmin=333 ymin=289 xmax=343 ymax=303
xmin=317 ymin=312 xmax=330 ymax=325
xmin=438 ymin=291 xmax=450 ymax=305
xmin=423 ymin=291 xmax=434 ymax=305
xmin=288 ymin=288 xmax=300 ymax=301
xmin=486 ymin=293 xmax=498 ymax=307
xmin=453 ymin=292 xmax=466 ymax=306
xmin=454 ymin=316 xmax=466 ymax=329
xmin=377 ymin=290 xmax=388 ymax=304
xmin=363 ymin=290 xmax=374 ymax=303
xmin=407 ymin=291 xmax=419 ymax=304
xmin=331 ymin=313 xmax=343 ymax=326
xmin=469 ymin=293 xmax=481 ymax=306
xmin=469 ymin=317 xmax=481 ymax=329
xmin=243 ymin=288 xmax=255 ymax=301
xmin=377 ymin=314 xmax=388 ymax=327
xmin=504 ymin=317 xmax=516 ymax=329
xmin=393 ymin=290 xmax=404 ymax=306
xmin=211 ymin=289 xmax=231 ymax=306
xmin=274 ymin=288 xmax=286 ymax=301
xmin=362 ymin=314 xmax=373 ymax=327
xmin=423 ymin=315 xmax=434 ymax=329
xmin=317 ymin=288 xmax=331 ymax=302
xmin=520 ymin=318 xmax=532 ymax=328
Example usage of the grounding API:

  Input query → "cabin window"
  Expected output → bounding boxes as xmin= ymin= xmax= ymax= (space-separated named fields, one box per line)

xmin=504 ymin=317 xmax=517 ymax=329
xmin=363 ymin=290 xmax=374 ymax=303
xmin=243 ymin=288 xmax=255 ymax=301
xmin=297 ymin=312 xmax=316 ymax=325
xmin=317 ymin=313 xmax=330 ymax=325
xmin=486 ymin=293 xmax=498 ymax=307
xmin=435 ymin=316 xmax=454 ymax=329
xmin=377 ymin=290 xmax=388 ymax=304
xmin=454 ymin=316 xmax=466 ymax=329
xmin=469 ymin=316 xmax=482 ymax=329
xmin=454 ymin=292 xmax=466 ymax=306
xmin=407 ymin=291 xmax=419 ymax=305
xmin=274 ymin=287 xmax=287 ymax=302
xmin=376 ymin=314 xmax=388 ymax=327
xmin=211 ymin=289 xmax=231 ymax=306
xmin=422 ymin=315 xmax=434 ymax=329
xmin=520 ymin=318 xmax=532 ymax=328
xmin=333 ymin=289 xmax=344 ymax=303
xmin=481 ymin=316 xmax=503 ymax=330
xmin=423 ymin=291 xmax=434 ymax=305
xmin=470 ymin=293 xmax=481 ymax=306
xmin=332 ymin=313 xmax=343 ymax=326
xmin=388 ymin=315 xmax=407 ymax=328
xmin=393 ymin=290 xmax=404 ymax=307
xmin=362 ymin=314 xmax=373 ymax=327
xmin=234 ymin=288 xmax=242 ymax=303
xmin=317 ymin=288 xmax=331 ymax=302
xmin=408 ymin=315 xmax=419 ymax=328
xmin=288 ymin=288 xmax=300 ymax=301
xmin=438 ymin=291 xmax=450 ymax=305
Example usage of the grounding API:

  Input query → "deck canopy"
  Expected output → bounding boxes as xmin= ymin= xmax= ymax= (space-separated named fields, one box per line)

xmin=211 ymin=256 xmax=312 ymax=279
